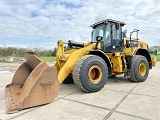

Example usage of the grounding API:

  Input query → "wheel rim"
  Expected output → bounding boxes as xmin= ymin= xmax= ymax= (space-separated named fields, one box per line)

xmin=88 ymin=65 xmax=102 ymax=83
xmin=138 ymin=62 xmax=146 ymax=76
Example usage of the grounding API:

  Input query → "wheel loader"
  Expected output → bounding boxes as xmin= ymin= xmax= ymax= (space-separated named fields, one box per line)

xmin=5 ymin=19 xmax=156 ymax=113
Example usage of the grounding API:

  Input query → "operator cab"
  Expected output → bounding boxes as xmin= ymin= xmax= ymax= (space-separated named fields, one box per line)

xmin=91 ymin=19 xmax=126 ymax=52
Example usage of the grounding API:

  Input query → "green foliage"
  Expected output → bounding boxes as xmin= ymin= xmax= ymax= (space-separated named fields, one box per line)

xmin=0 ymin=47 xmax=57 ymax=57
xmin=156 ymin=53 xmax=160 ymax=61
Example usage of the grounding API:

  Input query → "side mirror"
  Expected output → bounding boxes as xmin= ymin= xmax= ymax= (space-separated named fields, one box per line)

xmin=96 ymin=36 xmax=103 ymax=42
xmin=95 ymin=36 xmax=103 ymax=49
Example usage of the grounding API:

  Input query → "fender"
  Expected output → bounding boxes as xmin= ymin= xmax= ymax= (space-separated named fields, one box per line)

xmin=134 ymin=48 xmax=152 ymax=69
xmin=89 ymin=50 xmax=112 ymax=77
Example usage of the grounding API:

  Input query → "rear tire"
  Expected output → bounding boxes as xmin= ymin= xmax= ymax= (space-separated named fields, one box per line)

xmin=72 ymin=55 xmax=108 ymax=92
xmin=128 ymin=55 xmax=149 ymax=82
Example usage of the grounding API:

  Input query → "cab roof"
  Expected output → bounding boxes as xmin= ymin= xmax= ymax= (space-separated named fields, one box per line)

xmin=90 ymin=19 xmax=126 ymax=28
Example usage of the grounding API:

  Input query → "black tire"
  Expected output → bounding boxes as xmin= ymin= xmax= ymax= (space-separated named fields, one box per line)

xmin=63 ymin=75 xmax=74 ymax=84
xmin=72 ymin=55 xmax=108 ymax=92
xmin=128 ymin=55 xmax=149 ymax=82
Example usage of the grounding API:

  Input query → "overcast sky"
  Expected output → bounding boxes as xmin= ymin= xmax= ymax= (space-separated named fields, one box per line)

xmin=0 ymin=0 xmax=160 ymax=49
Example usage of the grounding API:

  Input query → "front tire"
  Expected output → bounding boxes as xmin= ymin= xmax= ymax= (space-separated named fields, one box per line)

xmin=128 ymin=55 xmax=149 ymax=82
xmin=72 ymin=55 xmax=108 ymax=92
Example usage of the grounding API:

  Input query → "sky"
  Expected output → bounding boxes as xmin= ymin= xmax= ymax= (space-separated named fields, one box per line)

xmin=0 ymin=0 xmax=160 ymax=49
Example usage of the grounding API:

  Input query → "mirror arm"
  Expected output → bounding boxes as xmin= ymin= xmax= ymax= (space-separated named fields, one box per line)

xmin=95 ymin=36 xmax=103 ymax=49
xmin=95 ymin=41 xmax=100 ymax=49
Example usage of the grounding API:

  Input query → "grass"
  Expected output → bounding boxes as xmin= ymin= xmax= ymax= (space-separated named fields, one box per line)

xmin=40 ymin=56 xmax=56 ymax=62
xmin=150 ymin=53 xmax=160 ymax=62
xmin=41 ymin=54 xmax=160 ymax=62
xmin=156 ymin=53 xmax=160 ymax=61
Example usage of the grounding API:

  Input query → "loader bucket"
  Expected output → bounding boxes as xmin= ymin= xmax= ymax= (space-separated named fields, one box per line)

xmin=5 ymin=52 xmax=59 ymax=113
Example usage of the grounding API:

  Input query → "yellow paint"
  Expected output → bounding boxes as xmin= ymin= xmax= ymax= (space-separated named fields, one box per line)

xmin=57 ymin=41 xmax=96 ymax=84
xmin=56 ymin=36 xmax=154 ymax=84
xmin=138 ymin=62 xmax=147 ymax=76
xmin=110 ymin=53 xmax=126 ymax=73
xmin=151 ymin=55 xmax=156 ymax=66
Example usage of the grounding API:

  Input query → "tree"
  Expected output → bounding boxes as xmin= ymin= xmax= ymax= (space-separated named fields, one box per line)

xmin=52 ymin=47 xmax=57 ymax=56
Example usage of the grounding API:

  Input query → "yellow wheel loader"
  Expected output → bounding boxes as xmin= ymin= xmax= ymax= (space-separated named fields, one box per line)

xmin=5 ymin=19 xmax=156 ymax=113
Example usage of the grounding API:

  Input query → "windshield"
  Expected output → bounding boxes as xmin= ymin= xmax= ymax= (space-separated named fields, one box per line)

xmin=92 ymin=24 xmax=107 ymax=42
